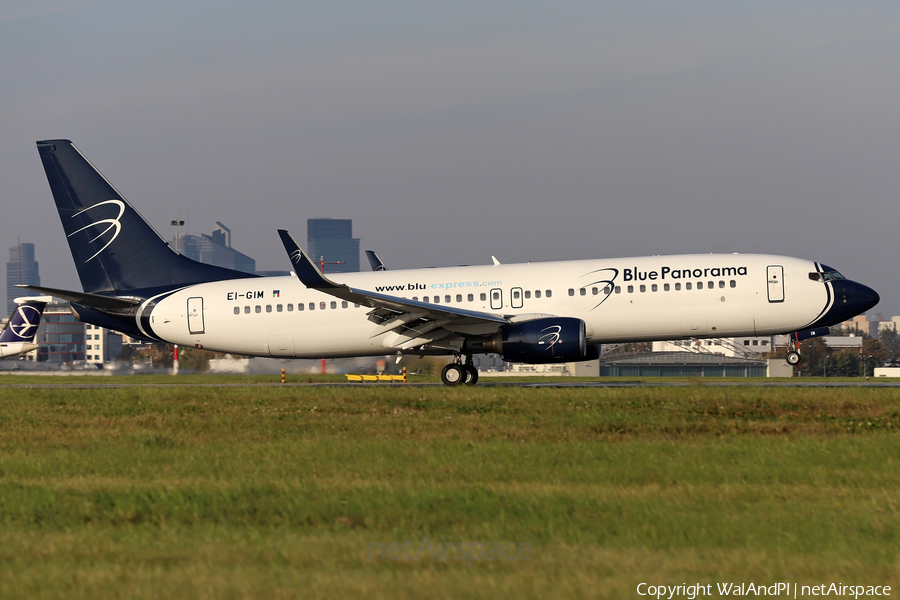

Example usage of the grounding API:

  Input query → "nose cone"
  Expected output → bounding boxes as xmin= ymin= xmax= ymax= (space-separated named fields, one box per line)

xmin=823 ymin=280 xmax=880 ymax=326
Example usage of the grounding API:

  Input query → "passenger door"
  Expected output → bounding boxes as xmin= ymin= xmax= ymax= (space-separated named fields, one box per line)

xmin=767 ymin=265 xmax=784 ymax=303
xmin=187 ymin=297 xmax=205 ymax=334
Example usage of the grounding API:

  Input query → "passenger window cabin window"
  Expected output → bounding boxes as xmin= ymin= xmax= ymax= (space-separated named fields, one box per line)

xmin=718 ymin=281 xmax=725 ymax=289
xmin=615 ymin=286 xmax=621 ymax=294
xmin=568 ymin=288 xmax=575 ymax=297
xmin=435 ymin=296 xmax=441 ymax=304
xmin=627 ymin=285 xmax=634 ymax=293
xmin=330 ymin=301 xmax=337 ymax=309
xmin=664 ymin=283 xmax=670 ymax=291
xmin=524 ymin=291 xmax=531 ymax=299
xmin=320 ymin=302 xmax=327 ymax=310
xmin=546 ymin=290 xmax=552 ymax=298
xmin=697 ymin=282 xmax=703 ymax=290
xmin=244 ymin=306 xmax=250 ymax=314
xmin=640 ymin=285 xmax=646 ymax=293
xmin=592 ymin=287 xmax=598 ymax=295
xmin=480 ymin=293 xmax=487 ymax=301
xmin=255 ymin=305 xmax=262 ymax=313
xmin=651 ymin=284 xmax=658 ymax=292
xmin=424 ymin=296 xmax=430 ymax=303
xmin=445 ymin=295 xmax=451 ymax=303
xmin=456 ymin=294 xmax=463 ymax=302
xmin=342 ymin=301 xmax=348 ymax=308
xmin=730 ymin=280 xmax=736 ymax=288
xmin=580 ymin=288 xmax=586 ymax=296
xmin=234 ymin=307 xmax=240 ymax=315
xmin=685 ymin=282 xmax=692 ymax=290
xmin=276 ymin=304 xmax=283 ymax=312
xmin=534 ymin=291 xmax=541 ymax=299
xmin=675 ymin=283 xmax=681 ymax=291
xmin=468 ymin=294 xmax=474 ymax=301
xmin=412 ymin=296 xmax=418 ymax=301
xmin=604 ymin=286 xmax=611 ymax=294
xmin=708 ymin=281 xmax=714 ymax=289
xmin=289 ymin=304 xmax=295 ymax=311
xmin=266 ymin=305 xmax=272 ymax=313
xmin=354 ymin=304 xmax=360 ymax=308
xmin=309 ymin=302 xmax=315 ymax=310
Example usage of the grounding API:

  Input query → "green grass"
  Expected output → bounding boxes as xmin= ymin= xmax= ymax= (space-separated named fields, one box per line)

xmin=0 ymin=382 xmax=898 ymax=598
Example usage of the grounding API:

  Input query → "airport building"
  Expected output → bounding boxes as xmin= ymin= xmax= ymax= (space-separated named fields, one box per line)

xmin=307 ymin=218 xmax=360 ymax=273
xmin=83 ymin=323 xmax=124 ymax=365
xmin=6 ymin=242 xmax=40 ymax=314
xmin=34 ymin=302 xmax=85 ymax=363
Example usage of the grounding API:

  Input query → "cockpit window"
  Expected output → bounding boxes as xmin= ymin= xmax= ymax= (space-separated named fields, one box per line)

xmin=813 ymin=270 xmax=845 ymax=282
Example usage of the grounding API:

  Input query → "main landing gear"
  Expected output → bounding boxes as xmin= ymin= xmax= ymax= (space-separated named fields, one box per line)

xmin=441 ymin=355 xmax=479 ymax=386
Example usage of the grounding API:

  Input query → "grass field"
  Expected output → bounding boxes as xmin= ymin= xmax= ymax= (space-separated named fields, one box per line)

xmin=0 ymin=377 xmax=898 ymax=598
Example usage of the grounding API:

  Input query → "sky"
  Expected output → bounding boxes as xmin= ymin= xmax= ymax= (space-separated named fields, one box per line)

xmin=2 ymin=1 xmax=899 ymax=316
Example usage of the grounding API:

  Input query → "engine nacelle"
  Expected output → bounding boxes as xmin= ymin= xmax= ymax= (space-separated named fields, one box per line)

xmin=483 ymin=317 xmax=599 ymax=364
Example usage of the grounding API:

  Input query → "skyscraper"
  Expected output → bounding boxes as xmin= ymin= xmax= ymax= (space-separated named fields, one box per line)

xmin=7 ymin=242 xmax=40 ymax=314
xmin=307 ymin=218 xmax=360 ymax=274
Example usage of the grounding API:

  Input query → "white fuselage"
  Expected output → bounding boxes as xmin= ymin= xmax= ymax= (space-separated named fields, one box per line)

xmin=144 ymin=253 xmax=830 ymax=358
xmin=0 ymin=342 xmax=39 ymax=358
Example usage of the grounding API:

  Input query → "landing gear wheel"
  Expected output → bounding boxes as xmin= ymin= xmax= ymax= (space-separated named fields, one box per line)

xmin=441 ymin=363 xmax=465 ymax=386
xmin=464 ymin=365 xmax=479 ymax=386
xmin=786 ymin=351 xmax=801 ymax=366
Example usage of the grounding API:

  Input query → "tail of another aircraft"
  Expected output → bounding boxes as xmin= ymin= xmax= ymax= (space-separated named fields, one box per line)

xmin=36 ymin=140 xmax=257 ymax=294
xmin=0 ymin=297 xmax=50 ymax=344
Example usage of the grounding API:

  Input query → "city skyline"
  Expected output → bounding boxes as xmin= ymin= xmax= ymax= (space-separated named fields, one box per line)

xmin=2 ymin=3 xmax=898 ymax=315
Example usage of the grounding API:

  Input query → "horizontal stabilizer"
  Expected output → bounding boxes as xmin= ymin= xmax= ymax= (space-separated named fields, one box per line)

xmin=15 ymin=284 xmax=143 ymax=310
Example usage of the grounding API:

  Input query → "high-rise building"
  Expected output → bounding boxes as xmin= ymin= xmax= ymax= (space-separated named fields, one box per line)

xmin=307 ymin=218 xmax=360 ymax=273
xmin=171 ymin=222 xmax=256 ymax=274
xmin=7 ymin=242 xmax=40 ymax=314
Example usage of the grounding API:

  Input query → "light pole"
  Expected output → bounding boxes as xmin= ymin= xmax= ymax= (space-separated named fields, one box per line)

xmin=171 ymin=220 xmax=185 ymax=253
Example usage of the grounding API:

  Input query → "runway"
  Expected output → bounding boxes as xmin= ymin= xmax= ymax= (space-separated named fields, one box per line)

xmin=1 ymin=381 xmax=899 ymax=389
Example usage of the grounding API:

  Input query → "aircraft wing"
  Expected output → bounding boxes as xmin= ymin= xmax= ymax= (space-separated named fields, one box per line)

xmin=278 ymin=230 xmax=508 ymax=351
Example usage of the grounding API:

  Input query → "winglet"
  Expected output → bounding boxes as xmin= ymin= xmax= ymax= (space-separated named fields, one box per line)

xmin=277 ymin=230 xmax=345 ymax=290
xmin=365 ymin=250 xmax=387 ymax=271
xmin=491 ymin=256 xmax=501 ymax=266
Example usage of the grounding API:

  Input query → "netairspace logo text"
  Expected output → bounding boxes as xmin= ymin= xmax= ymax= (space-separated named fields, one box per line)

xmin=637 ymin=583 xmax=892 ymax=599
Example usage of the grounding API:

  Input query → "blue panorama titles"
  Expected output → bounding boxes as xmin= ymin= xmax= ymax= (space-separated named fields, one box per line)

xmin=623 ymin=266 xmax=749 ymax=282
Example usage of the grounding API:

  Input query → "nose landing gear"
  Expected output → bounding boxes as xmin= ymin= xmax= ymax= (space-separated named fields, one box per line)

xmin=786 ymin=333 xmax=801 ymax=366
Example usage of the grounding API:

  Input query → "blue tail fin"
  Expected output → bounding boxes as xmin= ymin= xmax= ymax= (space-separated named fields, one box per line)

xmin=0 ymin=298 xmax=49 ymax=343
xmin=36 ymin=140 xmax=257 ymax=294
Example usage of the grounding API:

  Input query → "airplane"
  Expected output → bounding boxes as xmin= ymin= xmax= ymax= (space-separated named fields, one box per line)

xmin=24 ymin=139 xmax=879 ymax=385
xmin=0 ymin=296 xmax=52 ymax=359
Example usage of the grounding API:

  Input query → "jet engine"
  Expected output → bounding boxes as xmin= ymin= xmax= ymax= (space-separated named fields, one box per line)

xmin=480 ymin=317 xmax=600 ymax=364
